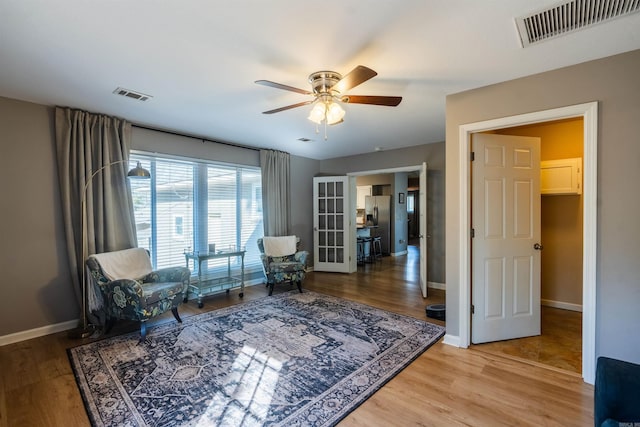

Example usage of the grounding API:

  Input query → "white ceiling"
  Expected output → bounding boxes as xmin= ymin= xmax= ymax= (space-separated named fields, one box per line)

xmin=1 ymin=1 xmax=639 ymax=160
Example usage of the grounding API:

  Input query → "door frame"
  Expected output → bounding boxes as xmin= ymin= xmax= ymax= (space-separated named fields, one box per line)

xmin=456 ymin=102 xmax=598 ymax=383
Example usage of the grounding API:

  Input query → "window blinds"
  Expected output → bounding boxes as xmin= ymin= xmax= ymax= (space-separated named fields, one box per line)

xmin=129 ymin=154 xmax=264 ymax=275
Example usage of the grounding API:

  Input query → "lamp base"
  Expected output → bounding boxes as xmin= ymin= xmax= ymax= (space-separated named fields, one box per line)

xmin=68 ymin=324 xmax=96 ymax=339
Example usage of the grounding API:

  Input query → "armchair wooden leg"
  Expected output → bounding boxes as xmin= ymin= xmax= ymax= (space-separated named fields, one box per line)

xmin=139 ymin=321 xmax=147 ymax=343
xmin=268 ymin=283 xmax=275 ymax=296
xmin=103 ymin=317 xmax=116 ymax=335
xmin=297 ymin=281 xmax=303 ymax=293
xmin=171 ymin=307 xmax=182 ymax=323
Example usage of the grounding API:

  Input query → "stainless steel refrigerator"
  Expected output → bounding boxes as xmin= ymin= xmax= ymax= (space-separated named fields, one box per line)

xmin=364 ymin=195 xmax=391 ymax=255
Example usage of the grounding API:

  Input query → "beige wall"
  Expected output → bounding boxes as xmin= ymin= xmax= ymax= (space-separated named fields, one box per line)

xmin=495 ymin=119 xmax=584 ymax=307
xmin=446 ymin=49 xmax=640 ymax=364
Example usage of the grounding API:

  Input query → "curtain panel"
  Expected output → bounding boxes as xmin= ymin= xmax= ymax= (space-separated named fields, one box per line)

xmin=260 ymin=149 xmax=291 ymax=236
xmin=55 ymin=107 xmax=137 ymax=313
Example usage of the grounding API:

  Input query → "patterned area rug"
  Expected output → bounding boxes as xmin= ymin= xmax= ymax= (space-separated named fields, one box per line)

xmin=69 ymin=291 xmax=444 ymax=426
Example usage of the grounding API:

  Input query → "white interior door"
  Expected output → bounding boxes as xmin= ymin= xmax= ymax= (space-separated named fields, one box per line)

xmin=313 ymin=176 xmax=355 ymax=273
xmin=419 ymin=162 xmax=428 ymax=298
xmin=471 ymin=133 xmax=541 ymax=344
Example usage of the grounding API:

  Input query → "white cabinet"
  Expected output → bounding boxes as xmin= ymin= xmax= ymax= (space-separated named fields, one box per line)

xmin=540 ymin=157 xmax=582 ymax=195
xmin=356 ymin=185 xmax=372 ymax=209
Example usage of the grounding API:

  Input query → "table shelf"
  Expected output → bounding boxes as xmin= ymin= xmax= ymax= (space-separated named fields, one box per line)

xmin=184 ymin=250 xmax=245 ymax=308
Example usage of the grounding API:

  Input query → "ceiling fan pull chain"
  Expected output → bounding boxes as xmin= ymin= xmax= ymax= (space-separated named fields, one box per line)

xmin=324 ymin=121 xmax=328 ymax=141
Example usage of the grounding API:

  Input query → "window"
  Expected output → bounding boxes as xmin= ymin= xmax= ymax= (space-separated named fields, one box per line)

xmin=174 ymin=215 xmax=184 ymax=237
xmin=128 ymin=154 xmax=263 ymax=276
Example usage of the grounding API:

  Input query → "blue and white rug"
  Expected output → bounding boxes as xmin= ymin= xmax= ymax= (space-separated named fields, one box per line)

xmin=69 ymin=291 xmax=444 ymax=426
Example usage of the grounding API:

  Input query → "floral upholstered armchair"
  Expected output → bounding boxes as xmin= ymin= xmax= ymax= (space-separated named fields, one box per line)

xmin=86 ymin=248 xmax=190 ymax=341
xmin=257 ymin=236 xmax=308 ymax=296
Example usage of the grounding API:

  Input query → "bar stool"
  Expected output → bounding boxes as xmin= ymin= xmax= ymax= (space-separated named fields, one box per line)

xmin=372 ymin=236 xmax=383 ymax=261
xmin=356 ymin=237 xmax=366 ymax=264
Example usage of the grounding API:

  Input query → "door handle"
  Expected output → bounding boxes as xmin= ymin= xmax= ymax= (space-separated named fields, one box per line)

xmin=534 ymin=243 xmax=543 ymax=250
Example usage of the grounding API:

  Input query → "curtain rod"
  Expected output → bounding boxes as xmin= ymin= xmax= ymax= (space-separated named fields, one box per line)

xmin=132 ymin=124 xmax=261 ymax=152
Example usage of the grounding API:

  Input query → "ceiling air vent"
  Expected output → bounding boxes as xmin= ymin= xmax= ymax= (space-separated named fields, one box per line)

xmin=112 ymin=87 xmax=152 ymax=102
xmin=515 ymin=0 xmax=640 ymax=47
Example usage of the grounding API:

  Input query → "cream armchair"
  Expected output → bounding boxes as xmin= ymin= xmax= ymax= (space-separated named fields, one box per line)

xmin=257 ymin=236 xmax=308 ymax=296
xmin=86 ymin=248 xmax=190 ymax=341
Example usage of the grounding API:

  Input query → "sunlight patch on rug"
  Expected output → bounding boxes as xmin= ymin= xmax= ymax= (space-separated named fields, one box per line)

xmin=68 ymin=291 xmax=445 ymax=426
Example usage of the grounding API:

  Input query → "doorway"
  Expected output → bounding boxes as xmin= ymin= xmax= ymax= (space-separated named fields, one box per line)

xmin=471 ymin=119 xmax=584 ymax=373
xmin=348 ymin=163 xmax=428 ymax=298
xmin=456 ymin=102 xmax=598 ymax=383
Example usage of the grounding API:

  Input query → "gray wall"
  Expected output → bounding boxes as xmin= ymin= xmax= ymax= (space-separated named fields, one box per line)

xmin=0 ymin=97 xmax=77 ymax=336
xmin=0 ymin=99 xmax=320 ymax=337
xmin=445 ymin=49 xmax=640 ymax=364
xmin=0 ymin=94 xmax=444 ymax=338
xmin=289 ymin=154 xmax=320 ymax=257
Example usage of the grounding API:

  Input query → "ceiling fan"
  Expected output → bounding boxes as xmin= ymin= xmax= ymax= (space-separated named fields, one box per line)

xmin=255 ymin=65 xmax=402 ymax=131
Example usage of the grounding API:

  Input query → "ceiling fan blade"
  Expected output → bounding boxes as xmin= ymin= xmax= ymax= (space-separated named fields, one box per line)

xmin=341 ymin=95 xmax=402 ymax=107
xmin=262 ymin=100 xmax=314 ymax=114
xmin=330 ymin=65 xmax=378 ymax=94
xmin=255 ymin=80 xmax=312 ymax=95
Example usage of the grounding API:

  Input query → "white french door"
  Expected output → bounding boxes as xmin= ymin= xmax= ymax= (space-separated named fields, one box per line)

xmin=313 ymin=176 xmax=355 ymax=273
xmin=419 ymin=162 xmax=428 ymax=298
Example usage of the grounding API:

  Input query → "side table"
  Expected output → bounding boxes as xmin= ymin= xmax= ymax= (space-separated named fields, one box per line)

xmin=184 ymin=250 xmax=245 ymax=308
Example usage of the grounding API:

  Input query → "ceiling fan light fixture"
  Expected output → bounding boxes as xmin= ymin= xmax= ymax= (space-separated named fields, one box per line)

xmin=308 ymin=102 xmax=326 ymax=124
xmin=326 ymin=102 xmax=345 ymax=125
xmin=257 ymin=65 xmax=401 ymax=139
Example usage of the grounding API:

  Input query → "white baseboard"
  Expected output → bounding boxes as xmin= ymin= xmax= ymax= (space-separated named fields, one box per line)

xmin=427 ymin=281 xmax=446 ymax=290
xmin=443 ymin=334 xmax=461 ymax=347
xmin=244 ymin=278 xmax=267 ymax=287
xmin=0 ymin=319 xmax=78 ymax=347
xmin=541 ymin=299 xmax=583 ymax=312
xmin=2 ymin=280 xmax=274 ymax=346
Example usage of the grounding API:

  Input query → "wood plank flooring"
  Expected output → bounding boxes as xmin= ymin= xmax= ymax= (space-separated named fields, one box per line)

xmin=0 ymin=248 xmax=593 ymax=426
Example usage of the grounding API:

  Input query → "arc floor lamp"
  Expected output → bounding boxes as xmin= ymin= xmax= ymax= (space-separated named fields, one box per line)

xmin=69 ymin=160 xmax=151 ymax=339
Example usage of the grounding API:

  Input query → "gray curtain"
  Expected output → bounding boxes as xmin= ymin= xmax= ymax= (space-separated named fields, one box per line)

xmin=55 ymin=107 xmax=137 ymax=314
xmin=260 ymin=149 xmax=291 ymax=236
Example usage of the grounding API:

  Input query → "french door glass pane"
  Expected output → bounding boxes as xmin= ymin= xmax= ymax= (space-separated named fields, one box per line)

xmin=318 ymin=182 xmax=325 ymax=197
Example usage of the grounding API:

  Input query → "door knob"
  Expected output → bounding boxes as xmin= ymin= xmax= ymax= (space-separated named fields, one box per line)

xmin=534 ymin=243 xmax=544 ymax=250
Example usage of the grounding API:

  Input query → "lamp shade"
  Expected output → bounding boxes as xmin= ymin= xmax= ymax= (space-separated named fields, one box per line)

xmin=326 ymin=102 xmax=345 ymax=125
xmin=308 ymin=102 xmax=327 ymax=124
xmin=127 ymin=161 xmax=151 ymax=179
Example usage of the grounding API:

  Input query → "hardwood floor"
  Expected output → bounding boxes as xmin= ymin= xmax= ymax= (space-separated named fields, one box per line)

xmin=0 ymin=248 xmax=593 ymax=426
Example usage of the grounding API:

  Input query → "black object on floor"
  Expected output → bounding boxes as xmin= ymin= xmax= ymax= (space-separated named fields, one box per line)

xmin=426 ymin=304 xmax=446 ymax=320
